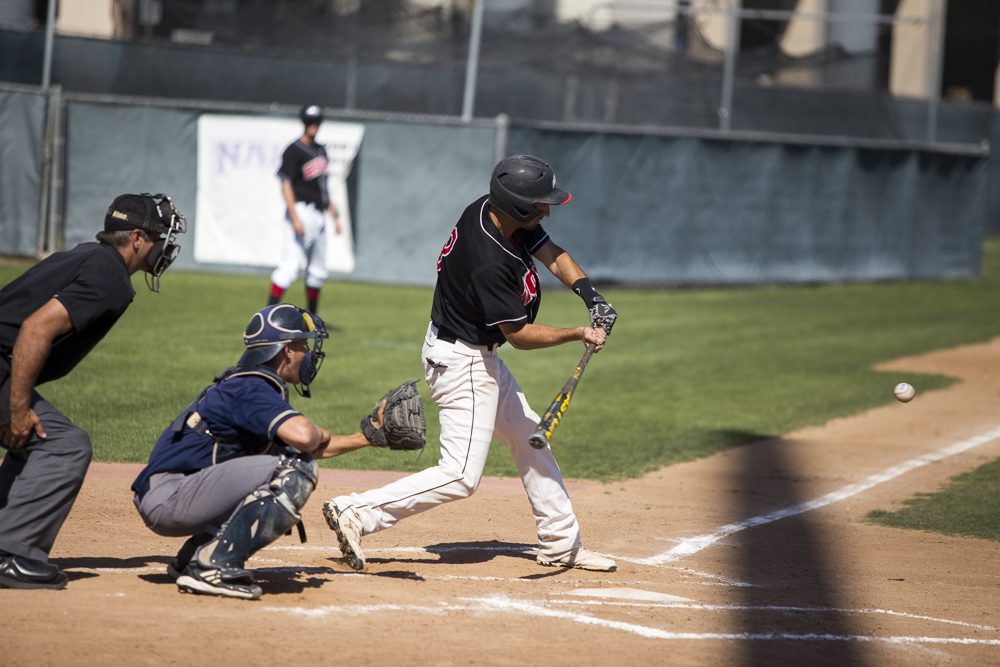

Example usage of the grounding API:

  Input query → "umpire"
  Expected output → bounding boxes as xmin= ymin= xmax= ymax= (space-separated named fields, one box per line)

xmin=0 ymin=193 xmax=187 ymax=590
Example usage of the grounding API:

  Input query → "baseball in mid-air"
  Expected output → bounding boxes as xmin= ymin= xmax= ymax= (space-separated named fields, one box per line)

xmin=893 ymin=382 xmax=915 ymax=403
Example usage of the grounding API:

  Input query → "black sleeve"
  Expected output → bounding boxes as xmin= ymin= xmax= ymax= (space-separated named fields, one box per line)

xmin=54 ymin=257 xmax=134 ymax=332
xmin=470 ymin=262 xmax=529 ymax=328
xmin=522 ymin=224 xmax=550 ymax=254
xmin=277 ymin=145 xmax=299 ymax=183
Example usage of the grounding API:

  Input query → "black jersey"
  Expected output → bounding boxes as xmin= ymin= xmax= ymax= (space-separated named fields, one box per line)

xmin=277 ymin=139 xmax=329 ymax=209
xmin=430 ymin=195 xmax=550 ymax=347
xmin=0 ymin=242 xmax=135 ymax=385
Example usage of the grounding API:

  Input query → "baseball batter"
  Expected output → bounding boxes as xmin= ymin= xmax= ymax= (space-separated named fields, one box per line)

xmin=268 ymin=104 xmax=341 ymax=315
xmin=325 ymin=155 xmax=619 ymax=572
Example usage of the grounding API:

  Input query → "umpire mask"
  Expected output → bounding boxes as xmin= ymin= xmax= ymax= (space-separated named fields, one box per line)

xmin=105 ymin=192 xmax=188 ymax=292
xmin=142 ymin=194 xmax=187 ymax=293
xmin=239 ymin=304 xmax=328 ymax=398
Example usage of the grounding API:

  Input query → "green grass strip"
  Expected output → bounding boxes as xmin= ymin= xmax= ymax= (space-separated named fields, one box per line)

xmin=3 ymin=239 xmax=1000 ymax=481
xmin=864 ymin=457 xmax=1000 ymax=541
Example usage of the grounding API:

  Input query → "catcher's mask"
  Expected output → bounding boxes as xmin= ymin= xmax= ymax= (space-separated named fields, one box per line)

xmin=105 ymin=192 xmax=187 ymax=293
xmin=488 ymin=155 xmax=571 ymax=225
xmin=239 ymin=304 xmax=328 ymax=397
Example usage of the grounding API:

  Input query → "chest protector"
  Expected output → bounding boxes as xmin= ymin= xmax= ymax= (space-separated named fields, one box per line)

xmin=168 ymin=365 xmax=293 ymax=465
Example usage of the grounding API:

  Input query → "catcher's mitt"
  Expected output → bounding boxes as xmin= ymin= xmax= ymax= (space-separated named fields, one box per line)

xmin=361 ymin=381 xmax=427 ymax=454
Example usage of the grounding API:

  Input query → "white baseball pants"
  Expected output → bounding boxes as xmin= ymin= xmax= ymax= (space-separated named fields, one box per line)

xmin=270 ymin=201 xmax=329 ymax=290
xmin=331 ymin=322 xmax=583 ymax=559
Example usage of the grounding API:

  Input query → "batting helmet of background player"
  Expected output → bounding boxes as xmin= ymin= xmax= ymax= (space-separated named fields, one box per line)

xmin=300 ymin=104 xmax=323 ymax=125
xmin=489 ymin=155 xmax=572 ymax=224
xmin=239 ymin=304 xmax=328 ymax=397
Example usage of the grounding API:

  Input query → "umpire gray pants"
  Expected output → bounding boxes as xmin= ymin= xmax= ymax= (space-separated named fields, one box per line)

xmin=134 ymin=456 xmax=281 ymax=537
xmin=0 ymin=395 xmax=93 ymax=563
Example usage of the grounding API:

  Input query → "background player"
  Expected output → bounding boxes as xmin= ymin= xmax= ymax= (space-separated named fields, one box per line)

xmin=0 ymin=193 xmax=186 ymax=589
xmin=132 ymin=304 xmax=381 ymax=600
xmin=267 ymin=104 xmax=342 ymax=314
xmin=325 ymin=155 xmax=619 ymax=572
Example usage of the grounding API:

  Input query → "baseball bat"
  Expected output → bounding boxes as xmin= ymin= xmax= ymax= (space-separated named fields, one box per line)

xmin=528 ymin=342 xmax=597 ymax=450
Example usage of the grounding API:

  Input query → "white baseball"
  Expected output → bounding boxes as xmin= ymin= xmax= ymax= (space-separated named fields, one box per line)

xmin=893 ymin=382 xmax=915 ymax=403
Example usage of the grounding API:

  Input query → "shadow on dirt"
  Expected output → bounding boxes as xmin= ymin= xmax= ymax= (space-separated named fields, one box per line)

xmin=723 ymin=432 xmax=865 ymax=667
xmin=362 ymin=540 xmax=535 ymax=568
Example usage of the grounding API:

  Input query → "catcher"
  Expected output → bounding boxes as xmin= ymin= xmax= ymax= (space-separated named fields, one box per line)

xmin=130 ymin=304 xmax=425 ymax=600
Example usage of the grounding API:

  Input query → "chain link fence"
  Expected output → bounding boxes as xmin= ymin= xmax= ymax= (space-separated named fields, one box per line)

xmin=2 ymin=0 xmax=964 ymax=137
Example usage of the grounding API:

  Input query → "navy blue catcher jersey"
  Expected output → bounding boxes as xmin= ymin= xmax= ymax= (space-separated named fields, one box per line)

xmin=430 ymin=195 xmax=549 ymax=347
xmin=278 ymin=139 xmax=329 ymax=209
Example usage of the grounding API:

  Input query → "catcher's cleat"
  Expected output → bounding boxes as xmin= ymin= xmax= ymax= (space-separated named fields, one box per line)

xmin=323 ymin=500 xmax=366 ymax=571
xmin=0 ymin=554 xmax=68 ymax=590
xmin=166 ymin=558 xmax=185 ymax=581
xmin=176 ymin=563 xmax=262 ymax=600
xmin=537 ymin=547 xmax=617 ymax=572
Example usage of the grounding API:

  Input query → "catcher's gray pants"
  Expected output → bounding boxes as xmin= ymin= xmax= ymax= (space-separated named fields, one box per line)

xmin=0 ymin=395 xmax=93 ymax=563
xmin=134 ymin=456 xmax=285 ymax=537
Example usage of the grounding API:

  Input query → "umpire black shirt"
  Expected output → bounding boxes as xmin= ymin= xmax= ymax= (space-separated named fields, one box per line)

xmin=0 ymin=242 xmax=135 ymax=385
xmin=431 ymin=195 xmax=549 ymax=347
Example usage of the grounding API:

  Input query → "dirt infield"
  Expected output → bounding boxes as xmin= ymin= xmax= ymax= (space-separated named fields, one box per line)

xmin=6 ymin=339 xmax=1000 ymax=666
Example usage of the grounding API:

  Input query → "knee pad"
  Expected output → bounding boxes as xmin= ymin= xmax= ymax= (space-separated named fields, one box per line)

xmin=268 ymin=454 xmax=318 ymax=518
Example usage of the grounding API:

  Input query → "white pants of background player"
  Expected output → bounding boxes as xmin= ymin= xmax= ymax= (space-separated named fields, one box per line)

xmin=331 ymin=322 xmax=583 ymax=559
xmin=270 ymin=201 xmax=329 ymax=290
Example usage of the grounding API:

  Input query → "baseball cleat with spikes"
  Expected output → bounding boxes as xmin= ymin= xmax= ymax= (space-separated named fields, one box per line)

xmin=323 ymin=500 xmax=366 ymax=571
xmin=537 ymin=547 xmax=616 ymax=572
xmin=176 ymin=563 xmax=262 ymax=600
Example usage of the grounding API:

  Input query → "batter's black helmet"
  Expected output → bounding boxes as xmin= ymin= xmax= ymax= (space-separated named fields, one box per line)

xmin=300 ymin=104 xmax=323 ymax=124
xmin=489 ymin=155 xmax=572 ymax=224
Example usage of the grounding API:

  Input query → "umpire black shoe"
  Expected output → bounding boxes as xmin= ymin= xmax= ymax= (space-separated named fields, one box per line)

xmin=0 ymin=554 xmax=69 ymax=590
xmin=176 ymin=562 xmax=262 ymax=600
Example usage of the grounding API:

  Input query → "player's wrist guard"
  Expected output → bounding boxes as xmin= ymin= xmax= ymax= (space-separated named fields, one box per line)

xmin=572 ymin=277 xmax=603 ymax=309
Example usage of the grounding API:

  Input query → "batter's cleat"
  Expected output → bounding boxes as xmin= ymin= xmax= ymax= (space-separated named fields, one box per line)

xmin=0 ymin=554 xmax=68 ymax=590
xmin=537 ymin=547 xmax=617 ymax=572
xmin=323 ymin=500 xmax=366 ymax=571
xmin=176 ymin=563 xmax=262 ymax=600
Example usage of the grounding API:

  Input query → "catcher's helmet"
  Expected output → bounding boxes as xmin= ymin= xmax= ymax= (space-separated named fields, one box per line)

xmin=239 ymin=304 xmax=328 ymax=397
xmin=300 ymin=104 xmax=323 ymax=125
xmin=488 ymin=155 xmax=572 ymax=224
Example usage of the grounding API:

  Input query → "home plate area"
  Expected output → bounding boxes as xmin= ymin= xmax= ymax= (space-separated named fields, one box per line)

xmin=249 ymin=542 xmax=1000 ymax=649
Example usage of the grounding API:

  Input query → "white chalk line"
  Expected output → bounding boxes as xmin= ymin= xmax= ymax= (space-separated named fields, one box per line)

xmin=546 ymin=599 xmax=1000 ymax=632
xmin=643 ymin=425 xmax=1000 ymax=565
xmin=264 ymin=595 xmax=1000 ymax=645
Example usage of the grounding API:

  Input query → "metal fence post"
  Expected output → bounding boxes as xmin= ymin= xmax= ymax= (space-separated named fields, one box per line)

xmin=494 ymin=113 xmax=509 ymax=164
xmin=47 ymin=86 xmax=66 ymax=254
xmin=719 ymin=0 xmax=739 ymax=132
xmin=41 ymin=0 xmax=57 ymax=89
xmin=462 ymin=0 xmax=486 ymax=122
xmin=926 ymin=0 xmax=947 ymax=143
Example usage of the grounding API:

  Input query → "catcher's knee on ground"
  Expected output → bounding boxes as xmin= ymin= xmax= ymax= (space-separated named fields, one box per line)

xmin=193 ymin=454 xmax=319 ymax=570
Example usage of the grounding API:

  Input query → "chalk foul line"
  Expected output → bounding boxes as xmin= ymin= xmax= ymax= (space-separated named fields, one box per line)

xmin=642 ymin=425 xmax=1000 ymax=565
xmin=266 ymin=595 xmax=1000 ymax=645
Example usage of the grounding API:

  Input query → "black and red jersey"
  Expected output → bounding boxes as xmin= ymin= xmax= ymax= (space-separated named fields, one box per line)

xmin=430 ymin=195 xmax=550 ymax=347
xmin=277 ymin=139 xmax=329 ymax=209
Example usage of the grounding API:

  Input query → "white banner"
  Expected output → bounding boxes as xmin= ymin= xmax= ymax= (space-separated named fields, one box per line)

xmin=195 ymin=115 xmax=365 ymax=272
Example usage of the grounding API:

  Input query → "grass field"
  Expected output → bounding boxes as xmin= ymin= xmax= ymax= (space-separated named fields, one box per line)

xmin=3 ymin=240 xmax=1000 ymax=481
xmin=865 ymin=457 xmax=1000 ymax=541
